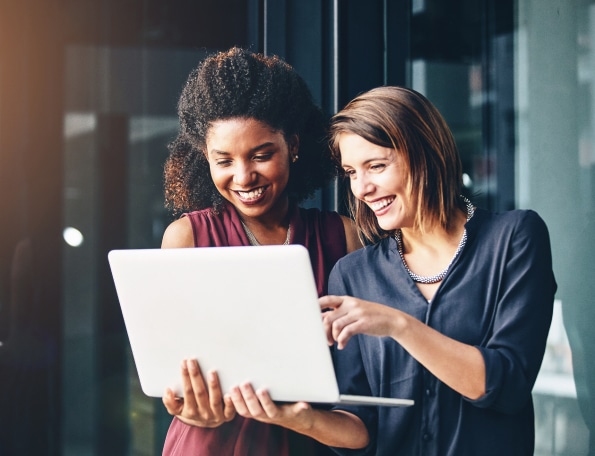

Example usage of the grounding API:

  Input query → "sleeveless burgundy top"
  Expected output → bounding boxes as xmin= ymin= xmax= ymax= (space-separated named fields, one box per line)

xmin=162 ymin=202 xmax=346 ymax=456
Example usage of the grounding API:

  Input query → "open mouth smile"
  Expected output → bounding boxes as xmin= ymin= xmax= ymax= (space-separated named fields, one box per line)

xmin=235 ymin=186 xmax=267 ymax=202
xmin=368 ymin=197 xmax=395 ymax=213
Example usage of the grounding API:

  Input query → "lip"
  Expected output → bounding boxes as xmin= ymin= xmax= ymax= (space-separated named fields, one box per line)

xmin=366 ymin=196 xmax=395 ymax=216
xmin=233 ymin=185 xmax=269 ymax=205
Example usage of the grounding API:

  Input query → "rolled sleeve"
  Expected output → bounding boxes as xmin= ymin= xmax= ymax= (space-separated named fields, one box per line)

xmin=467 ymin=211 xmax=557 ymax=413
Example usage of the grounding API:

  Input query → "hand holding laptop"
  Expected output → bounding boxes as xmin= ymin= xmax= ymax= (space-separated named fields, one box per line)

xmin=163 ymin=356 xmax=316 ymax=433
xmin=162 ymin=359 xmax=236 ymax=428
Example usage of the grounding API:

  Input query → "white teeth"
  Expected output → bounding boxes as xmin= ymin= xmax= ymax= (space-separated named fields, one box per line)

xmin=237 ymin=187 xmax=265 ymax=200
xmin=369 ymin=197 xmax=394 ymax=211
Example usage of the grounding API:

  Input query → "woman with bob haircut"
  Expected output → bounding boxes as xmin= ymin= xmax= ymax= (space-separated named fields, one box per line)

xmin=318 ymin=86 xmax=557 ymax=455
xmin=227 ymin=86 xmax=557 ymax=456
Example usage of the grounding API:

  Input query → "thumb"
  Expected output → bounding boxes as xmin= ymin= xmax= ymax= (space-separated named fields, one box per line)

xmin=162 ymin=388 xmax=184 ymax=415
xmin=223 ymin=394 xmax=237 ymax=421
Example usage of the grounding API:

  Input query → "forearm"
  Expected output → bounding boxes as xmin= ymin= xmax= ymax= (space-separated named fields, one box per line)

xmin=321 ymin=295 xmax=487 ymax=400
xmin=393 ymin=312 xmax=486 ymax=400
xmin=290 ymin=409 xmax=369 ymax=449
xmin=228 ymin=384 xmax=369 ymax=449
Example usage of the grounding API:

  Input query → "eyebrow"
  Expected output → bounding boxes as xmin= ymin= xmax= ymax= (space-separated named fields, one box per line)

xmin=342 ymin=156 xmax=390 ymax=167
xmin=209 ymin=142 xmax=277 ymax=156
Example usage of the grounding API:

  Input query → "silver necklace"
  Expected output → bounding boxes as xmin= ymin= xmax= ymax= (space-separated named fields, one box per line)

xmin=395 ymin=196 xmax=475 ymax=284
xmin=240 ymin=220 xmax=291 ymax=246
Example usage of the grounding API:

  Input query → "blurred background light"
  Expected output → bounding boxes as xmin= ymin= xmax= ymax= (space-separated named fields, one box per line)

xmin=63 ymin=227 xmax=84 ymax=247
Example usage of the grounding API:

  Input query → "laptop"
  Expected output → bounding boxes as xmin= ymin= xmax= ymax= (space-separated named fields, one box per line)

xmin=107 ymin=245 xmax=414 ymax=408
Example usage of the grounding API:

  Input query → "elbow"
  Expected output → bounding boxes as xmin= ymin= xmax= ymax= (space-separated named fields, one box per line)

xmin=466 ymin=370 xmax=487 ymax=400
xmin=331 ymin=410 xmax=370 ymax=449
xmin=349 ymin=431 xmax=370 ymax=450
xmin=465 ymin=386 xmax=487 ymax=401
xmin=465 ymin=348 xmax=487 ymax=400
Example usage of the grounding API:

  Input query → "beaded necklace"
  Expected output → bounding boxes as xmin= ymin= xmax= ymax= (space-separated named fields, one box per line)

xmin=394 ymin=197 xmax=475 ymax=284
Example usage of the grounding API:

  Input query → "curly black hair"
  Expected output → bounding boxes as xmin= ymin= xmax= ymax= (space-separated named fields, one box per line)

xmin=164 ymin=47 xmax=337 ymax=215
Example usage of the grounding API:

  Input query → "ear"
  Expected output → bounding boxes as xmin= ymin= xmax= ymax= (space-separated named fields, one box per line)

xmin=288 ymin=134 xmax=299 ymax=159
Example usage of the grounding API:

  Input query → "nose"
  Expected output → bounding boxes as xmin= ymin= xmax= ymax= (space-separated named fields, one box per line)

xmin=233 ymin=161 xmax=256 ymax=186
xmin=351 ymin=173 xmax=373 ymax=200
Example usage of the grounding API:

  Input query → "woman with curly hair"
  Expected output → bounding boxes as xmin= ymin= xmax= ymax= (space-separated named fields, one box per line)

xmin=160 ymin=47 xmax=360 ymax=455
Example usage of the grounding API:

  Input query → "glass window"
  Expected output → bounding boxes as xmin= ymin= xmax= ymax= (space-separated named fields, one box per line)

xmin=60 ymin=0 xmax=249 ymax=456
xmin=410 ymin=0 xmax=515 ymax=212
xmin=516 ymin=1 xmax=593 ymax=454
xmin=61 ymin=46 xmax=209 ymax=454
xmin=410 ymin=1 xmax=594 ymax=454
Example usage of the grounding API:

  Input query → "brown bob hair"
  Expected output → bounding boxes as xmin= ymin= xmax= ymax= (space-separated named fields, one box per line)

xmin=329 ymin=86 xmax=465 ymax=244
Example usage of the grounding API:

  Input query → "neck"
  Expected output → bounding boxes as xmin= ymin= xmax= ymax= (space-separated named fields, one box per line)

xmin=399 ymin=208 xmax=468 ymax=253
xmin=236 ymin=197 xmax=292 ymax=246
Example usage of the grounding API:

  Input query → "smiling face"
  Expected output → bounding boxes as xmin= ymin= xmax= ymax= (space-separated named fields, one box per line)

xmin=205 ymin=117 xmax=296 ymax=222
xmin=338 ymin=132 xmax=416 ymax=231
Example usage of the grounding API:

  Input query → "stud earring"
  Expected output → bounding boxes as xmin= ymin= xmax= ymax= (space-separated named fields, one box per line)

xmin=292 ymin=155 xmax=299 ymax=163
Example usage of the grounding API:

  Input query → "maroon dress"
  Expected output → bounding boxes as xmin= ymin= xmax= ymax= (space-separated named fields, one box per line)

xmin=162 ymin=202 xmax=347 ymax=456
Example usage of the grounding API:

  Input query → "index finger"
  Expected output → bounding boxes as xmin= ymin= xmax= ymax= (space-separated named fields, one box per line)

xmin=319 ymin=295 xmax=343 ymax=310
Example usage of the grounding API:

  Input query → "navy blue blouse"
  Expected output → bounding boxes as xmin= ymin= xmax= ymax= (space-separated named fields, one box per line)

xmin=329 ymin=209 xmax=557 ymax=456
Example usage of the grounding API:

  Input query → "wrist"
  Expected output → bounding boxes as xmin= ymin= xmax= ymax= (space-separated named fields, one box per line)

xmin=286 ymin=404 xmax=316 ymax=434
xmin=389 ymin=309 xmax=409 ymax=340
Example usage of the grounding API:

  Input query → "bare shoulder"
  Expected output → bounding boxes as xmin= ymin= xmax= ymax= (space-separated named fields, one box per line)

xmin=161 ymin=217 xmax=194 ymax=248
xmin=339 ymin=215 xmax=363 ymax=253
